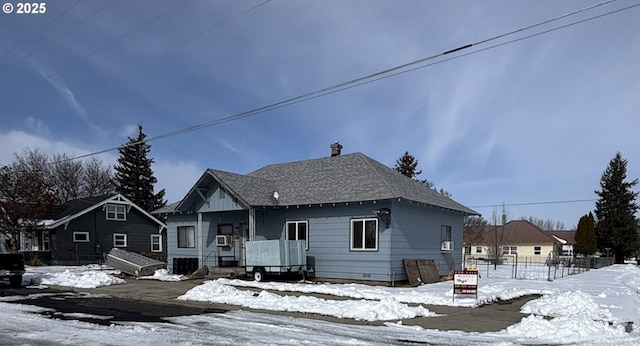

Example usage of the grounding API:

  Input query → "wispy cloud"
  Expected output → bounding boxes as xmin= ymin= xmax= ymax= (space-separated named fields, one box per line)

xmin=29 ymin=60 xmax=88 ymax=120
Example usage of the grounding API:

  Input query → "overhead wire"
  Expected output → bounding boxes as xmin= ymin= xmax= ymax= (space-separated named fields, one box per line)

xmin=1 ymin=0 xmax=189 ymax=101
xmin=0 ymin=0 xmax=272 ymax=105
xmin=58 ymin=0 xmax=640 ymax=162
xmin=0 ymin=0 xmax=116 ymax=71
xmin=37 ymin=0 xmax=639 ymax=166
xmin=470 ymin=199 xmax=598 ymax=209
xmin=0 ymin=0 xmax=83 ymax=61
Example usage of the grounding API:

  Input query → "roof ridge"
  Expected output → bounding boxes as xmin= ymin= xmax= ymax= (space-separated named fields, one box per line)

xmin=354 ymin=153 xmax=402 ymax=197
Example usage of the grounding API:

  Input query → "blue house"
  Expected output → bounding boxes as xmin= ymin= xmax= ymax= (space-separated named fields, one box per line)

xmin=157 ymin=144 xmax=478 ymax=283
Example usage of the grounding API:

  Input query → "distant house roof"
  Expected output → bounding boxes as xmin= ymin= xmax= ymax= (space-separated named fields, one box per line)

xmin=545 ymin=230 xmax=576 ymax=245
xmin=46 ymin=194 xmax=166 ymax=231
xmin=171 ymin=152 xmax=478 ymax=215
xmin=464 ymin=220 xmax=560 ymax=245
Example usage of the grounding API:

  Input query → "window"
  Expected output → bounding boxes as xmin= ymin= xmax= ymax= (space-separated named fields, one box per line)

xmin=502 ymin=246 xmax=517 ymax=255
xmin=476 ymin=246 xmax=482 ymax=254
xmin=218 ymin=224 xmax=233 ymax=235
xmin=151 ymin=234 xmax=162 ymax=252
xmin=350 ymin=218 xmax=378 ymax=251
xmin=219 ymin=187 xmax=226 ymax=199
xmin=286 ymin=220 xmax=308 ymax=249
xmin=441 ymin=225 xmax=452 ymax=241
xmin=177 ymin=226 xmax=195 ymax=248
xmin=73 ymin=231 xmax=89 ymax=242
xmin=534 ymin=246 xmax=541 ymax=255
xmin=106 ymin=204 xmax=126 ymax=221
xmin=42 ymin=231 xmax=50 ymax=251
xmin=113 ymin=233 xmax=127 ymax=247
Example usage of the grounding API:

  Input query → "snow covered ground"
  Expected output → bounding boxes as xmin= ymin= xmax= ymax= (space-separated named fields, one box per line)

xmin=0 ymin=264 xmax=639 ymax=345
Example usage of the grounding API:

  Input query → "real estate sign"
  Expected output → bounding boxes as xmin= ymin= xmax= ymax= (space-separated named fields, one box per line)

xmin=453 ymin=268 xmax=479 ymax=301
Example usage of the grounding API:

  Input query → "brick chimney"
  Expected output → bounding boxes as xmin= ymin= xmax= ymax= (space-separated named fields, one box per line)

xmin=330 ymin=141 xmax=342 ymax=157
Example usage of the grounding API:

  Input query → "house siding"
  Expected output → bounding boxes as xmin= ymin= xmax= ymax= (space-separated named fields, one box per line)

xmin=389 ymin=200 xmax=464 ymax=279
xmin=265 ymin=202 xmax=393 ymax=282
xmin=165 ymin=198 xmax=468 ymax=282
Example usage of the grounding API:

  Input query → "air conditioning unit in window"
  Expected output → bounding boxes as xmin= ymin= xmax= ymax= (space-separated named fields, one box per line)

xmin=216 ymin=235 xmax=232 ymax=247
xmin=440 ymin=241 xmax=454 ymax=251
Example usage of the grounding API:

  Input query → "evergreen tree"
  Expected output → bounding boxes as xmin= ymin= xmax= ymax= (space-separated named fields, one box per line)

xmin=114 ymin=124 xmax=166 ymax=212
xmin=394 ymin=151 xmax=423 ymax=179
xmin=394 ymin=151 xmax=451 ymax=196
xmin=574 ymin=212 xmax=596 ymax=255
xmin=594 ymin=152 xmax=639 ymax=263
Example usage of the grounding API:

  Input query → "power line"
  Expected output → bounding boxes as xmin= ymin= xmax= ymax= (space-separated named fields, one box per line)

xmin=470 ymin=199 xmax=597 ymax=209
xmin=1 ymin=0 xmax=189 ymax=101
xmin=1 ymin=0 xmax=116 ymax=71
xmin=53 ymin=0 xmax=639 ymax=163
xmin=0 ymin=0 xmax=83 ymax=61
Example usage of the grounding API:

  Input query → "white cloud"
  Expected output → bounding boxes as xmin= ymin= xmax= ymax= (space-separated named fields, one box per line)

xmin=28 ymin=60 xmax=88 ymax=120
xmin=0 ymin=130 xmax=94 ymax=165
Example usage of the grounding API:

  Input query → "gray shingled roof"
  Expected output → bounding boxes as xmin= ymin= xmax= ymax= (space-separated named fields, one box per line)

xmin=247 ymin=152 xmax=477 ymax=214
xmin=168 ymin=152 xmax=478 ymax=215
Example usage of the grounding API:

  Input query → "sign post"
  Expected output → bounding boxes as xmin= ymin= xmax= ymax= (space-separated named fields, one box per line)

xmin=453 ymin=268 xmax=479 ymax=302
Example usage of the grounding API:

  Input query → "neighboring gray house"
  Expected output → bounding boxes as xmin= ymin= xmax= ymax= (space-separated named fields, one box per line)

xmin=156 ymin=145 xmax=478 ymax=283
xmin=25 ymin=194 xmax=167 ymax=265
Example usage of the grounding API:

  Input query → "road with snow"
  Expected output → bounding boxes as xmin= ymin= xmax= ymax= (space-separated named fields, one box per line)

xmin=0 ymin=264 xmax=639 ymax=345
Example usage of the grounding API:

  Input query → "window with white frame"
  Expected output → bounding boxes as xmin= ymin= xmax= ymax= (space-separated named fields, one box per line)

xmin=177 ymin=226 xmax=195 ymax=248
xmin=476 ymin=246 xmax=482 ymax=254
xmin=286 ymin=220 xmax=308 ymax=249
xmin=502 ymin=246 xmax=517 ymax=255
xmin=113 ymin=233 xmax=127 ymax=247
xmin=350 ymin=218 xmax=378 ymax=251
xmin=534 ymin=246 xmax=541 ymax=255
xmin=73 ymin=231 xmax=89 ymax=242
xmin=106 ymin=204 xmax=126 ymax=221
xmin=151 ymin=234 xmax=162 ymax=252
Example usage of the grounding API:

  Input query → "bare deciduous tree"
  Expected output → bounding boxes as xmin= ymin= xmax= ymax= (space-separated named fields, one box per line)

xmin=520 ymin=216 xmax=566 ymax=230
xmin=0 ymin=150 xmax=58 ymax=251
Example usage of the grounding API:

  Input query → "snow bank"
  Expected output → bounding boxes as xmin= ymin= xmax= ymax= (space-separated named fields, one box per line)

xmin=178 ymin=280 xmax=436 ymax=321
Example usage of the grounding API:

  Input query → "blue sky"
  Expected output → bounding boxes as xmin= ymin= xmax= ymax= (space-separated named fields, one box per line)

xmin=1 ymin=0 xmax=639 ymax=229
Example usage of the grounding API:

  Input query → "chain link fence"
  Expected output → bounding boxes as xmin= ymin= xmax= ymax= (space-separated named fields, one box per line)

xmin=463 ymin=254 xmax=614 ymax=281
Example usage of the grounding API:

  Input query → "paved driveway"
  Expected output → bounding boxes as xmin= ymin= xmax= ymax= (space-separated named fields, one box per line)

xmin=58 ymin=278 xmax=536 ymax=332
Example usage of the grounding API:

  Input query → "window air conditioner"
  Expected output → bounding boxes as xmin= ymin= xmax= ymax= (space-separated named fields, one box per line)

xmin=440 ymin=241 xmax=454 ymax=251
xmin=216 ymin=235 xmax=232 ymax=247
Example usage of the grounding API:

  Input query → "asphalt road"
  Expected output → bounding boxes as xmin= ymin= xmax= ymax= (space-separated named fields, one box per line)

xmin=0 ymin=278 xmax=537 ymax=333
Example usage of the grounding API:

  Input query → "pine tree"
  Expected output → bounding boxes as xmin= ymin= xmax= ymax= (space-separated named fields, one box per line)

xmin=594 ymin=152 xmax=639 ymax=263
xmin=393 ymin=151 xmax=451 ymax=196
xmin=114 ymin=124 xmax=166 ymax=212
xmin=394 ymin=151 xmax=422 ymax=179
xmin=574 ymin=212 xmax=596 ymax=255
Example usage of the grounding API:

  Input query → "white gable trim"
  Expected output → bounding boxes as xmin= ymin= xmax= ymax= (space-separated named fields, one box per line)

xmin=46 ymin=194 xmax=166 ymax=231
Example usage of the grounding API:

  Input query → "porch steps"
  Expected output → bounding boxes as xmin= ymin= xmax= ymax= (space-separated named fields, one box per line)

xmin=205 ymin=266 xmax=247 ymax=280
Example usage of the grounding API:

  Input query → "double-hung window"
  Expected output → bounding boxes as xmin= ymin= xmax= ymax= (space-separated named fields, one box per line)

xmin=151 ymin=234 xmax=162 ymax=252
xmin=113 ymin=233 xmax=127 ymax=247
xmin=106 ymin=204 xmax=126 ymax=221
xmin=502 ymin=246 xmax=517 ymax=255
xmin=177 ymin=226 xmax=195 ymax=248
xmin=350 ymin=218 xmax=378 ymax=251
xmin=286 ymin=220 xmax=308 ymax=249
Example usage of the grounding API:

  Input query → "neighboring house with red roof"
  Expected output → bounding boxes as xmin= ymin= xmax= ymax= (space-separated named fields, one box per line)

xmin=546 ymin=230 xmax=576 ymax=256
xmin=464 ymin=220 xmax=575 ymax=262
